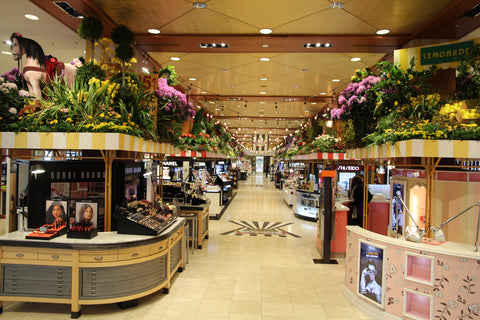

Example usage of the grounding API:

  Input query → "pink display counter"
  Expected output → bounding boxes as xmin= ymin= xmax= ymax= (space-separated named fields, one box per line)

xmin=345 ymin=226 xmax=480 ymax=320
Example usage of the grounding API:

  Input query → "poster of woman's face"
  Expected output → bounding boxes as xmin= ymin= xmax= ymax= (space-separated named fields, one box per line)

xmin=45 ymin=200 xmax=68 ymax=225
xmin=358 ymin=241 xmax=385 ymax=309
xmin=75 ymin=201 xmax=97 ymax=228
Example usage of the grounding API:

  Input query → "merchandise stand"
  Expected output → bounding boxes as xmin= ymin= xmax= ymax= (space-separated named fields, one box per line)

xmin=0 ymin=132 xmax=178 ymax=231
xmin=0 ymin=132 xmax=187 ymax=318
xmin=345 ymin=139 xmax=480 ymax=320
xmin=347 ymin=139 xmax=480 ymax=236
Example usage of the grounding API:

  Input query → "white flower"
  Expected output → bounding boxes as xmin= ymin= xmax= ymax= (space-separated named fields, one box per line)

xmin=0 ymin=82 xmax=17 ymax=90
xmin=434 ymin=290 xmax=443 ymax=298
xmin=8 ymin=107 xmax=17 ymax=115
xmin=388 ymin=264 xmax=397 ymax=274
xmin=442 ymin=264 xmax=449 ymax=270
xmin=18 ymin=89 xmax=30 ymax=97
xmin=468 ymin=304 xmax=479 ymax=313
xmin=448 ymin=300 xmax=457 ymax=308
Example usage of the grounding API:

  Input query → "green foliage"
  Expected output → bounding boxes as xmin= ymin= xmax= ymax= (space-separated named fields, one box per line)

xmin=155 ymin=65 xmax=179 ymax=86
xmin=115 ymin=44 xmax=134 ymax=62
xmin=75 ymin=62 xmax=106 ymax=86
xmin=191 ymin=108 xmax=205 ymax=134
xmin=77 ymin=16 xmax=104 ymax=41
xmin=110 ymin=72 xmax=139 ymax=85
xmin=456 ymin=43 xmax=480 ymax=105
xmin=373 ymin=59 xmax=438 ymax=118
xmin=110 ymin=25 xmax=135 ymax=45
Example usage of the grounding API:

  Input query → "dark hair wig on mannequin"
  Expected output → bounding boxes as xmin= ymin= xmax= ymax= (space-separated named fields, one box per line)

xmin=10 ymin=32 xmax=46 ymax=67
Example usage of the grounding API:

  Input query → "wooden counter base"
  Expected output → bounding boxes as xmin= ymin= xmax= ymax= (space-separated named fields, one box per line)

xmin=0 ymin=220 xmax=185 ymax=318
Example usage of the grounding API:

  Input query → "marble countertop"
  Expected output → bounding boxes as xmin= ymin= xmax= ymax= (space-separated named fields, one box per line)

xmin=0 ymin=218 xmax=185 ymax=250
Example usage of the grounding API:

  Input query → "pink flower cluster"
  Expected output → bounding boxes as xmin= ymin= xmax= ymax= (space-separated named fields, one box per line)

xmin=155 ymin=78 xmax=196 ymax=119
xmin=331 ymin=75 xmax=381 ymax=119
xmin=1 ymin=68 xmax=21 ymax=83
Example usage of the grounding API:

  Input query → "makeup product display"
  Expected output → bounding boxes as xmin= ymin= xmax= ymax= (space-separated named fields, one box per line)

xmin=26 ymin=219 xmax=67 ymax=240
xmin=67 ymin=221 xmax=98 ymax=239
xmin=116 ymin=199 xmax=178 ymax=236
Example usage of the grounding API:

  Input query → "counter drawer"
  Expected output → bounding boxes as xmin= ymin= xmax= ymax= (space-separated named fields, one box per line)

xmin=79 ymin=250 xmax=118 ymax=263
xmin=149 ymin=240 xmax=168 ymax=255
xmin=170 ymin=228 xmax=183 ymax=243
xmin=2 ymin=264 xmax=72 ymax=282
xmin=80 ymin=255 xmax=167 ymax=299
xmin=2 ymin=247 xmax=37 ymax=260
xmin=117 ymin=245 xmax=150 ymax=261
xmin=37 ymin=249 xmax=73 ymax=262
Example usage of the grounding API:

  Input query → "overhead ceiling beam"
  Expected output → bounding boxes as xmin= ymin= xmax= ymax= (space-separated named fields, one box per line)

xmin=136 ymin=34 xmax=410 ymax=54
xmin=191 ymin=94 xmax=332 ymax=103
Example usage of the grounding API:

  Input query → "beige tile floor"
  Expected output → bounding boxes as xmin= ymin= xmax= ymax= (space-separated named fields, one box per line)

xmin=1 ymin=174 xmax=373 ymax=319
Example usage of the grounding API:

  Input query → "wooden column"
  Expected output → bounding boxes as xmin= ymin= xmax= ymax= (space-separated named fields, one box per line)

xmin=101 ymin=150 xmax=115 ymax=231
xmin=362 ymin=159 xmax=372 ymax=229
xmin=424 ymin=157 xmax=440 ymax=237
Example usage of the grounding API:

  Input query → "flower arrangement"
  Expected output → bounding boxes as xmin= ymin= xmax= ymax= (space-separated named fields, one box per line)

xmin=0 ymin=68 xmax=32 ymax=130
xmin=155 ymin=77 xmax=196 ymax=120
xmin=10 ymin=76 xmax=157 ymax=140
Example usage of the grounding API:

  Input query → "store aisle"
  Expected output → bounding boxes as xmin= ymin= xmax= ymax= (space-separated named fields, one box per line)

xmin=1 ymin=174 xmax=372 ymax=320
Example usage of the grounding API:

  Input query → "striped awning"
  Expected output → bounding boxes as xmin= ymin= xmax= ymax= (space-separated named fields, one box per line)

xmin=346 ymin=139 xmax=480 ymax=160
xmin=168 ymin=150 xmax=229 ymax=159
xmin=0 ymin=132 xmax=179 ymax=154
xmin=290 ymin=152 xmax=350 ymax=161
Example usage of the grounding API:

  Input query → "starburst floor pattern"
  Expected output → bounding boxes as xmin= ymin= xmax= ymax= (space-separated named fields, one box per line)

xmin=221 ymin=220 xmax=301 ymax=238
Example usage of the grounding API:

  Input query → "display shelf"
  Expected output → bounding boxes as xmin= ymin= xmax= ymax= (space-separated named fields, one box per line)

xmin=404 ymin=288 xmax=433 ymax=320
xmin=347 ymin=139 xmax=480 ymax=160
xmin=291 ymin=152 xmax=351 ymax=161
xmin=404 ymin=252 xmax=434 ymax=285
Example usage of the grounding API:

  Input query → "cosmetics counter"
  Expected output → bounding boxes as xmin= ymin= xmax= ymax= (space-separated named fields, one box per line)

xmin=0 ymin=218 xmax=185 ymax=318
xmin=345 ymin=226 xmax=480 ymax=320
xmin=345 ymin=139 xmax=480 ymax=320
xmin=177 ymin=200 xmax=210 ymax=248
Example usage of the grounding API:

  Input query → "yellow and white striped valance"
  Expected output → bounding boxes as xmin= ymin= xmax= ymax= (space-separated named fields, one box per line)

xmin=347 ymin=139 xmax=480 ymax=160
xmin=168 ymin=150 xmax=229 ymax=159
xmin=0 ymin=132 xmax=180 ymax=154
xmin=291 ymin=152 xmax=350 ymax=161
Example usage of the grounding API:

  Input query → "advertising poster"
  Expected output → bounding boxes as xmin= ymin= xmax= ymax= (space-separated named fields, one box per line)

xmin=358 ymin=241 xmax=385 ymax=308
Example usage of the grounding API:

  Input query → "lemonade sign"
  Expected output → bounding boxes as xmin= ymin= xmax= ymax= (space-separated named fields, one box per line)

xmin=420 ymin=40 xmax=474 ymax=65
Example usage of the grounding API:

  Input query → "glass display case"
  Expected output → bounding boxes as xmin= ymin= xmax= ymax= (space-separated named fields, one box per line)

xmin=293 ymin=189 xmax=321 ymax=221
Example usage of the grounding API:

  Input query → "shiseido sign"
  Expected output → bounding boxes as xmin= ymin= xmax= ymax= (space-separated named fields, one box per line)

xmin=337 ymin=165 xmax=363 ymax=172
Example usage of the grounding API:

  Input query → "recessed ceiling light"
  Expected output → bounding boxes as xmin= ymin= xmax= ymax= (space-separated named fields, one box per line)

xmin=148 ymin=28 xmax=161 ymax=34
xmin=262 ymin=44 xmax=270 ymax=48
xmin=170 ymin=57 xmax=180 ymax=61
xmin=201 ymin=91 xmax=207 ymax=94
xmin=310 ymin=102 xmax=317 ymax=104
xmin=293 ymin=85 xmax=300 ymax=88
xmin=330 ymin=2 xmax=345 ymax=9
xmin=259 ymin=28 xmax=273 ymax=35
xmin=376 ymin=29 xmax=390 ymax=35
xmin=320 ymin=92 xmax=327 ymax=95
xmin=24 ymin=14 xmax=40 ymax=21
xmin=260 ymin=77 xmax=268 ymax=81
xmin=259 ymin=92 xmax=266 ymax=94
xmin=350 ymin=57 xmax=361 ymax=62
xmin=1 ymin=51 xmax=12 ymax=55
xmin=193 ymin=2 xmax=207 ymax=9
xmin=260 ymin=57 xmax=270 ymax=62
xmin=332 ymin=79 xmax=341 ymax=82
xmin=189 ymin=77 xmax=197 ymax=81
